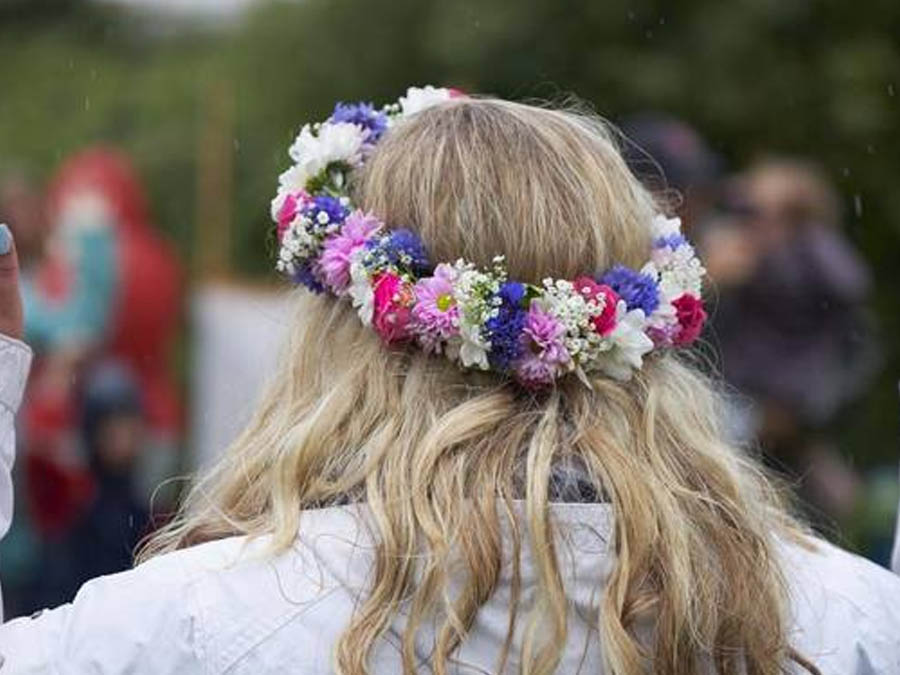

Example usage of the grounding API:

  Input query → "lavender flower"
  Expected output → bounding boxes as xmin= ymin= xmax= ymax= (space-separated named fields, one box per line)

xmin=599 ymin=265 xmax=660 ymax=315
xmin=330 ymin=102 xmax=389 ymax=142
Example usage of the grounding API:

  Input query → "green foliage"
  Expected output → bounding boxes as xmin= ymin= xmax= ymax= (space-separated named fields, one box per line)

xmin=0 ymin=0 xmax=898 ymax=471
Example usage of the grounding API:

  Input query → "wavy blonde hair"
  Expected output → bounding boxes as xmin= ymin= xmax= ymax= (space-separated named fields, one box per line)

xmin=142 ymin=99 xmax=813 ymax=674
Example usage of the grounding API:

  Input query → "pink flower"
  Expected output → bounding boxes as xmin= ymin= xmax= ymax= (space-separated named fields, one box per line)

xmin=514 ymin=354 xmax=557 ymax=389
xmin=411 ymin=264 xmax=459 ymax=352
xmin=573 ymin=277 xmax=619 ymax=335
xmin=275 ymin=191 xmax=311 ymax=241
xmin=647 ymin=322 xmax=680 ymax=348
xmin=672 ymin=294 xmax=707 ymax=345
xmin=372 ymin=272 xmax=414 ymax=343
xmin=514 ymin=303 xmax=570 ymax=387
xmin=319 ymin=211 xmax=382 ymax=293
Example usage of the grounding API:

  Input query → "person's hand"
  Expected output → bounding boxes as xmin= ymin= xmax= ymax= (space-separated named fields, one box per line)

xmin=0 ymin=223 xmax=24 ymax=341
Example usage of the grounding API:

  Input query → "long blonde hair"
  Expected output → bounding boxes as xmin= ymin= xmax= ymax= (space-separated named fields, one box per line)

xmin=142 ymin=98 xmax=811 ymax=674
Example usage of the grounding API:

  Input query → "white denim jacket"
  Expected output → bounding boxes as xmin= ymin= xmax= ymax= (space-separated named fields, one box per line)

xmin=0 ymin=334 xmax=899 ymax=674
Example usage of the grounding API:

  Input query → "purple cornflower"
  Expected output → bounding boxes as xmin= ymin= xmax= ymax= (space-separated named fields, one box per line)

xmin=302 ymin=195 xmax=348 ymax=229
xmin=486 ymin=282 xmax=527 ymax=371
xmin=655 ymin=233 xmax=687 ymax=249
xmin=599 ymin=265 xmax=660 ymax=315
xmin=377 ymin=229 xmax=430 ymax=273
xmin=330 ymin=102 xmax=389 ymax=142
xmin=292 ymin=262 xmax=325 ymax=294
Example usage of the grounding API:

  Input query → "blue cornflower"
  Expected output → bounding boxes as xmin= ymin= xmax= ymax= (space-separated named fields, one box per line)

xmin=655 ymin=233 xmax=686 ymax=249
xmin=599 ymin=265 xmax=660 ymax=315
xmin=486 ymin=281 xmax=528 ymax=371
xmin=330 ymin=102 xmax=389 ymax=142
xmin=303 ymin=195 xmax=348 ymax=228
xmin=293 ymin=262 xmax=325 ymax=294
xmin=380 ymin=229 xmax=430 ymax=273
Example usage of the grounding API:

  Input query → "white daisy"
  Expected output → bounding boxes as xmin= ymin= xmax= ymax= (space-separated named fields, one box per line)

xmin=348 ymin=253 xmax=375 ymax=326
xmin=651 ymin=214 xmax=683 ymax=239
xmin=458 ymin=321 xmax=490 ymax=370
xmin=599 ymin=302 xmax=654 ymax=381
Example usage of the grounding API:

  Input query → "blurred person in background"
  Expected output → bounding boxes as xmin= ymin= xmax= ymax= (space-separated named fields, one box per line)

xmin=32 ymin=361 xmax=150 ymax=607
xmin=42 ymin=148 xmax=184 ymax=454
xmin=705 ymin=158 xmax=879 ymax=526
xmin=7 ymin=148 xmax=183 ymax=614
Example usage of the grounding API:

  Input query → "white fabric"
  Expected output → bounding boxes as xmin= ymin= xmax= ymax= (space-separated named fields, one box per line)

xmin=1 ymin=334 xmax=899 ymax=673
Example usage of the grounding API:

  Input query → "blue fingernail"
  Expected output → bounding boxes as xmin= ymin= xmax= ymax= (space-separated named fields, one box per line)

xmin=0 ymin=224 xmax=10 ymax=255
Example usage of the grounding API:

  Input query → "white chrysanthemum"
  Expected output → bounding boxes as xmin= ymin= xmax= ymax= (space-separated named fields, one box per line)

xmin=288 ymin=124 xmax=315 ymax=161
xmin=598 ymin=301 xmax=654 ymax=381
xmin=398 ymin=86 xmax=452 ymax=116
xmin=651 ymin=214 xmax=682 ymax=239
xmin=315 ymin=122 xmax=367 ymax=166
xmin=348 ymin=252 xmax=375 ymax=326
xmin=277 ymin=163 xmax=312 ymax=193
xmin=458 ymin=322 xmax=490 ymax=370
xmin=287 ymin=122 xmax=367 ymax=180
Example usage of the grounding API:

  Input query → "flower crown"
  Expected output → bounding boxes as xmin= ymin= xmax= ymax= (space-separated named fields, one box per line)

xmin=271 ymin=86 xmax=708 ymax=388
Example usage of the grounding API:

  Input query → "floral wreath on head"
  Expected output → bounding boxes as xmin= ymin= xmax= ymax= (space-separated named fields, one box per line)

xmin=271 ymin=86 xmax=708 ymax=389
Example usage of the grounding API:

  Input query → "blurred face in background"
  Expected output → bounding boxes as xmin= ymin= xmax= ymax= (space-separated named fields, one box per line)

xmin=95 ymin=413 xmax=144 ymax=476
xmin=703 ymin=160 xmax=841 ymax=286
xmin=737 ymin=161 xmax=839 ymax=253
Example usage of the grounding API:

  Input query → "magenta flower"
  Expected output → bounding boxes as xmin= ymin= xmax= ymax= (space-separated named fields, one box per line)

xmin=411 ymin=264 xmax=460 ymax=353
xmin=318 ymin=211 xmax=382 ymax=293
xmin=672 ymin=293 xmax=707 ymax=345
xmin=372 ymin=272 xmax=414 ymax=343
xmin=573 ymin=276 xmax=619 ymax=336
xmin=275 ymin=191 xmax=311 ymax=241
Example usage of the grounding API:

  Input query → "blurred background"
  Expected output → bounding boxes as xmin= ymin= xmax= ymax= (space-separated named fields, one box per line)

xmin=0 ymin=0 xmax=898 ymax=618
